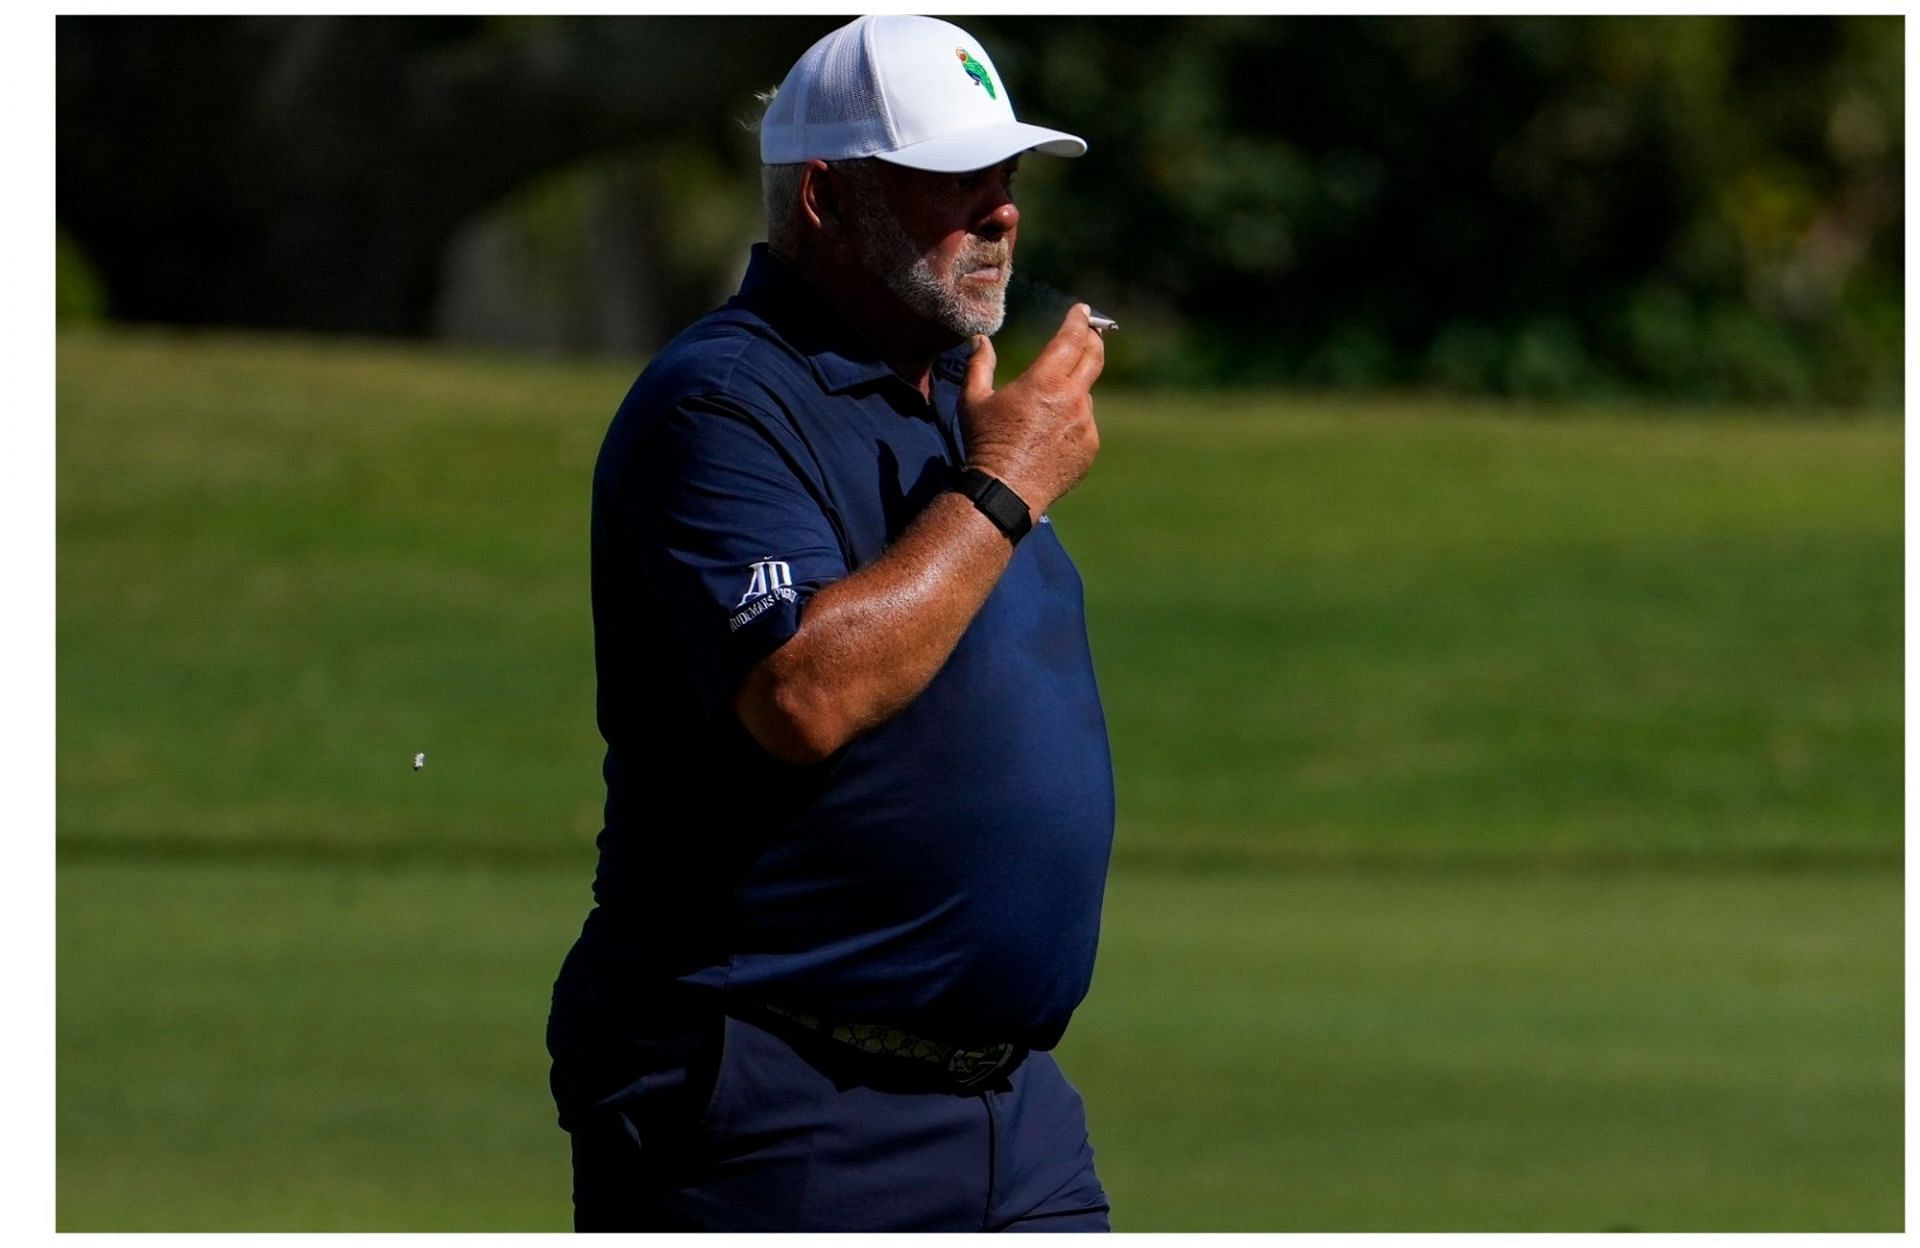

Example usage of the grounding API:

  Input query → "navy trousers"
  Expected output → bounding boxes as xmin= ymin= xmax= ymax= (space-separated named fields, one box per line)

xmin=550 ymin=984 xmax=1109 ymax=1231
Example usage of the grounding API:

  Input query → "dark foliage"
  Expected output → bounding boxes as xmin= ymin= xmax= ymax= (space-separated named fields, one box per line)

xmin=977 ymin=15 xmax=1902 ymax=402
xmin=58 ymin=16 xmax=1901 ymax=403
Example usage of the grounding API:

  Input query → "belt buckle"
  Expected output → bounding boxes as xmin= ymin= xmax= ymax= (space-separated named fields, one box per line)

xmin=946 ymin=1042 xmax=1014 ymax=1090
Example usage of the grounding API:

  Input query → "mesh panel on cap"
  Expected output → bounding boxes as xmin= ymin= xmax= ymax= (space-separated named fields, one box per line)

xmin=802 ymin=17 xmax=894 ymax=156
xmin=762 ymin=75 xmax=800 ymax=144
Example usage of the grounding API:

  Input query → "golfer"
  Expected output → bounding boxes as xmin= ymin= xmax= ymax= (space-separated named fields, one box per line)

xmin=546 ymin=14 xmax=1113 ymax=1231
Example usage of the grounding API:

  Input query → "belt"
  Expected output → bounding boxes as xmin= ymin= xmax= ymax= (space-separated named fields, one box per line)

xmin=755 ymin=1003 xmax=1023 ymax=1090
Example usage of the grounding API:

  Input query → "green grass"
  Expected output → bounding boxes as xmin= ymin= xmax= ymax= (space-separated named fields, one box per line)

xmin=1071 ymin=396 xmax=1901 ymax=864
xmin=57 ymin=330 xmax=1900 ymax=865
xmin=56 ymin=328 xmax=1903 ymax=1229
xmin=1073 ymin=868 xmax=1901 ymax=1231
xmin=58 ymin=861 xmax=1900 ymax=1231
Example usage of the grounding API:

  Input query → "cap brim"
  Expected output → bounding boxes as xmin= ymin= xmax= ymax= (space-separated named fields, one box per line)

xmin=873 ymin=122 xmax=1086 ymax=173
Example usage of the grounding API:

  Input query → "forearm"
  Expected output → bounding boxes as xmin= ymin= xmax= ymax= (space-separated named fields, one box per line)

xmin=733 ymin=491 xmax=1017 ymax=763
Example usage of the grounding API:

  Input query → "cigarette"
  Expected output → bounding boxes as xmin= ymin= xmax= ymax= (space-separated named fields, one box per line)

xmin=1088 ymin=311 xmax=1118 ymax=333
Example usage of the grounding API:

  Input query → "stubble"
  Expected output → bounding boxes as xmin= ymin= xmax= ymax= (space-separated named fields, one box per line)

xmin=849 ymin=180 xmax=1012 ymax=338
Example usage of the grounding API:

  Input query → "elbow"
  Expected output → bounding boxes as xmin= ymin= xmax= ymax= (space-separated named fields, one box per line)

xmin=733 ymin=662 xmax=852 ymax=765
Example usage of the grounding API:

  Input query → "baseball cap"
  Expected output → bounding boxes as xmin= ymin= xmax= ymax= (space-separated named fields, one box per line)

xmin=760 ymin=15 xmax=1087 ymax=173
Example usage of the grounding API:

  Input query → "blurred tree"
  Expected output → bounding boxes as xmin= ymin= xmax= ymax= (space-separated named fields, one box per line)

xmin=973 ymin=14 xmax=1901 ymax=404
xmin=56 ymin=228 xmax=107 ymax=326
xmin=56 ymin=15 xmax=834 ymax=336
xmin=58 ymin=15 xmax=1902 ymax=405
xmin=430 ymin=138 xmax=765 ymax=355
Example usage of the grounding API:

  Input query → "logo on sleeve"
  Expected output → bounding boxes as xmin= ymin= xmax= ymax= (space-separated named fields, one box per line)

xmin=729 ymin=557 xmax=797 ymax=631
xmin=736 ymin=558 xmax=794 ymax=607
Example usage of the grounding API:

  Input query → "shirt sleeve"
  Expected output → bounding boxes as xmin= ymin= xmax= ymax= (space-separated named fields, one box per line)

xmin=602 ymin=392 xmax=850 ymax=719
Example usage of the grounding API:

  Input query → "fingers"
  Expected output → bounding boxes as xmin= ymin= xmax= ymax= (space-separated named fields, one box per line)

xmin=963 ymin=334 xmax=998 ymax=406
xmin=1068 ymin=314 xmax=1107 ymax=387
xmin=1030 ymin=303 xmax=1096 ymax=379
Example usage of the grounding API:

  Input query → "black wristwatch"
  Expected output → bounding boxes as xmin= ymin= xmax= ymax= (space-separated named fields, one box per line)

xmin=951 ymin=466 xmax=1034 ymax=546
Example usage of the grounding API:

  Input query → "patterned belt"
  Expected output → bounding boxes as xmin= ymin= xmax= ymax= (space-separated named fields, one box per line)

xmin=755 ymin=1003 xmax=1022 ymax=1090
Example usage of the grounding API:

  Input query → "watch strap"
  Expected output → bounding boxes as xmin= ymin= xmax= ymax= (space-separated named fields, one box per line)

xmin=952 ymin=467 xmax=1033 ymax=546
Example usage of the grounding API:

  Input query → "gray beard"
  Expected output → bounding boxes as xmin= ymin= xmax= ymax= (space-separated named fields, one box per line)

xmin=855 ymin=203 xmax=1010 ymax=338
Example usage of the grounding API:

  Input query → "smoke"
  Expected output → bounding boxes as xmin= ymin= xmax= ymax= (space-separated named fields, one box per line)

xmin=1008 ymin=270 xmax=1079 ymax=322
xmin=1007 ymin=270 xmax=1110 ymax=330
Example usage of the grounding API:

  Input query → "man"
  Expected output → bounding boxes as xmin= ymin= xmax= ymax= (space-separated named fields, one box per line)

xmin=546 ymin=14 xmax=1113 ymax=1232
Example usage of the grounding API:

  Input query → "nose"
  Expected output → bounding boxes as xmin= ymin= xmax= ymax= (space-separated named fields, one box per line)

xmin=978 ymin=196 xmax=1018 ymax=239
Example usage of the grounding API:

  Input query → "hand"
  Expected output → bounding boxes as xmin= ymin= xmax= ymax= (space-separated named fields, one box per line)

xmin=958 ymin=303 xmax=1105 ymax=520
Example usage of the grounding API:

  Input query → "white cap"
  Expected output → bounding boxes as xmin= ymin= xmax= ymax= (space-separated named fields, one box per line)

xmin=760 ymin=15 xmax=1087 ymax=173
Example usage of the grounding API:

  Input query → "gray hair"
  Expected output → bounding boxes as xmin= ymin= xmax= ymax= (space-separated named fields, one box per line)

xmin=762 ymin=162 xmax=808 ymax=250
xmin=762 ymin=157 xmax=888 ymax=250
xmin=753 ymin=87 xmax=802 ymax=248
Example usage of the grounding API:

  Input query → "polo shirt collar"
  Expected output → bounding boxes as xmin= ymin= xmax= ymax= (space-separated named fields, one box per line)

xmin=733 ymin=244 xmax=973 ymax=398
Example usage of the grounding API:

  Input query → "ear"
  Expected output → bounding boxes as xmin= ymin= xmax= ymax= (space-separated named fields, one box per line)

xmin=799 ymin=160 xmax=848 ymax=242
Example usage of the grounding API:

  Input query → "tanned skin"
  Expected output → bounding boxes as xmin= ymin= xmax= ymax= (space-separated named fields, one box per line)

xmin=733 ymin=158 xmax=1105 ymax=764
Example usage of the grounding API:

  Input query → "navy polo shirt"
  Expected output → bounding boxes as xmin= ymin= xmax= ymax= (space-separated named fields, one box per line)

xmin=586 ymin=245 xmax=1114 ymax=1051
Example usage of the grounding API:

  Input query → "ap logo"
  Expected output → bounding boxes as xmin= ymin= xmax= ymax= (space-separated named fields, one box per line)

xmin=736 ymin=557 xmax=794 ymax=608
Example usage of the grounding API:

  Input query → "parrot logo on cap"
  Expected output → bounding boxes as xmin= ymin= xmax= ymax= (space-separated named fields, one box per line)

xmin=956 ymin=48 xmax=996 ymax=100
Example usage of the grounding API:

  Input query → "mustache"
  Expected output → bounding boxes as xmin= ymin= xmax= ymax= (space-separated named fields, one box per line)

xmin=953 ymin=241 xmax=1013 ymax=275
